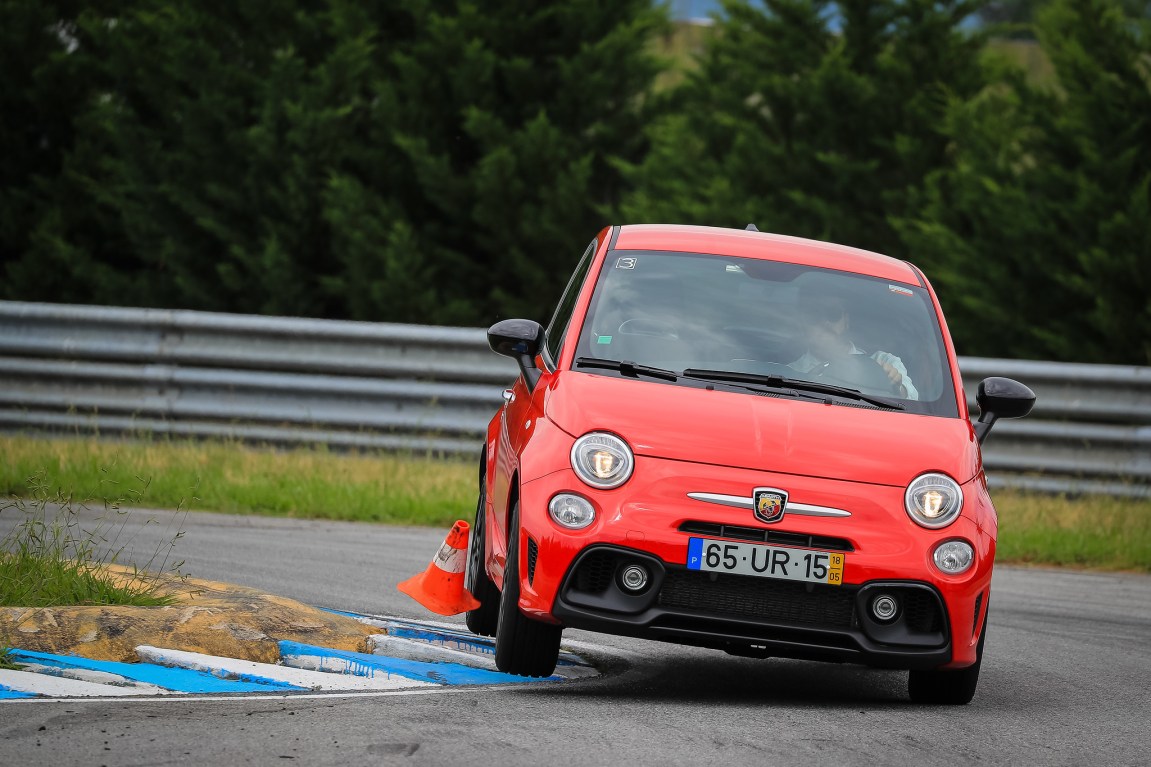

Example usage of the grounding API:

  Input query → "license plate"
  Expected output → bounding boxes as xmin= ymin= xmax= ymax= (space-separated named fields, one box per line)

xmin=686 ymin=538 xmax=845 ymax=586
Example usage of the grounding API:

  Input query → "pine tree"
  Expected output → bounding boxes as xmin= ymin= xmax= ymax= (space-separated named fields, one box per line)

xmin=0 ymin=0 xmax=147 ymax=305
xmin=896 ymin=0 xmax=1151 ymax=363
xmin=364 ymin=0 xmax=666 ymax=324
xmin=2 ymin=1 xmax=665 ymax=326
xmin=621 ymin=0 xmax=992 ymax=258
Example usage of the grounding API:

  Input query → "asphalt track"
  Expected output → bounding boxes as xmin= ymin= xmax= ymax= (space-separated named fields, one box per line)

xmin=2 ymin=507 xmax=1150 ymax=766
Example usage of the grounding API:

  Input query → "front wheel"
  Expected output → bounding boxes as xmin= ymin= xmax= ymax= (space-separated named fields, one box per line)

xmin=464 ymin=475 xmax=500 ymax=636
xmin=908 ymin=606 xmax=989 ymax=705
xmin=494 ymin=501 xmax=561 ymax=677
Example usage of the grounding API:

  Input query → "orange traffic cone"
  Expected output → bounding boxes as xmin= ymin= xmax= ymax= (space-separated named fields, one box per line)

xmin=397 ymin=520 xmax=482 ymax=616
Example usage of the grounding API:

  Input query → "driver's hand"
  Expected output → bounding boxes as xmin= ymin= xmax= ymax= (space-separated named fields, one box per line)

xmin=873 ymin=352 xmax=908 ymax=397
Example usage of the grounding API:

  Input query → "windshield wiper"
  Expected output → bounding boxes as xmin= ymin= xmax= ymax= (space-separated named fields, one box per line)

xmin=575 ymin=357 xmax=679 ymax=382
xmin=681 ymin=368 xmax=904 ymax=410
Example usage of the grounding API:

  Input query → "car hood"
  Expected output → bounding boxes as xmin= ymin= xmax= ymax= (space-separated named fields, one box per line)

xmin=545 ymin=372 xmax=980 ymax=488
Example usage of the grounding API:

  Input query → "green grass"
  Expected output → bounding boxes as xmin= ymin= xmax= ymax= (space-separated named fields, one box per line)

xmin=0 ymin=474 xmax=184 ymax=608
xmin=1 ymin=434 xmax=1148 ymax=572
xmin=994 ymin=489 xmax=1151 ymax=572
xmin=0 ymin=435 xmax=475 ymax=527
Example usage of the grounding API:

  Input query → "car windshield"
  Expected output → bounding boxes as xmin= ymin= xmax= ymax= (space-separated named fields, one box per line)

xmin=573 ymin=250 xmax=958 ymax=417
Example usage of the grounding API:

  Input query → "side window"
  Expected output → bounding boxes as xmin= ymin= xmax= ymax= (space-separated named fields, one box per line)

xmin=544 ymin=239 xmax=598 ymax=364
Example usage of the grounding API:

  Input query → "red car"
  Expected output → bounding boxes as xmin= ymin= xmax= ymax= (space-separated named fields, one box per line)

xmin=464 ymin=224 xmax=1034 ymax=704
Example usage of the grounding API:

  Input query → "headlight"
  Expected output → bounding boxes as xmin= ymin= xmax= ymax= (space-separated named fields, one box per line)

xmin=933 ymin=540 xmax=975 ymax=574
xmin=548 ymin=494 xmax=596 ymax=529
xmin=904 ymin=472 xmax=963 ymax=529
xmin=570 ymin=432 xmax=634 ymax=489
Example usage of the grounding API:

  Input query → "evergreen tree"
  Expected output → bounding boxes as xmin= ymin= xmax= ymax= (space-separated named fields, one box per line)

xmin=1 ymin=1 xmax=665 ymax=326
xmin=363 ymin=0 xmax=666 ymax=324
xmin=621 ymin=0 xmax=991 ymax=259
xmin=0 ymin=0 xmax=144 ymax=305
xmin=896 ymin=0 xmax=1151 ymax=364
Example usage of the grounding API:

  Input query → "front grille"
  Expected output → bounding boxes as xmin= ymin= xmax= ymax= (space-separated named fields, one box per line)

xmin=658 ymin=569 xmax=856 ymax=629
xmin=679 ymin=521 xmax=854 ymax=552
xmin=573 ymin=549 xmax=618 ymax=593
xmin=902 ymin=588 xmax=943 ymax=633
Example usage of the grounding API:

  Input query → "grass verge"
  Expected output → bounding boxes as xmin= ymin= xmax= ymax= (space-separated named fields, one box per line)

xmin=1 ymin=472 xmax=184 ymax=608
xmin=993 ymin=489 xmax=1151 ymax=572
xmin=0 ymin=434 xmax=475 ymax=527
xmin=1 ymin=434 xmax=1148 ymax=572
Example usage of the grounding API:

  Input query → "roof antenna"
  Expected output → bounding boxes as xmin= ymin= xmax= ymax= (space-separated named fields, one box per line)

xmin=745 ymin=223 xmax=759 ymax=232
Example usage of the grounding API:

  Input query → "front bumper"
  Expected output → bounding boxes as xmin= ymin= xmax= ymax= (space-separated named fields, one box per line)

xmin=512 ymin=461 xmax=994 ymax=670
xmin=551 ymin=545 xmax=956 ymax=670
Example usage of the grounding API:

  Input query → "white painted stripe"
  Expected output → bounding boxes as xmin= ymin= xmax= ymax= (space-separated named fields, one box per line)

xmin=433 ymin=541 xmax=468 ymax=574
xmin=364 ymin=635 xmax=600 ymax=679
xmin=18 ymin=664 xmax=176 ymax=695
xmin=135 ymin=646 xmax=436 ymax=691
xmin=376 ymin=617 xmax=596 ymax=672
xmin=7 ymin=682 xmax=536 ymax=705
xmin=368 ymin=634 xmax=500 ymax=670
xmin=0 ymin=668 xmax=165 ymax=697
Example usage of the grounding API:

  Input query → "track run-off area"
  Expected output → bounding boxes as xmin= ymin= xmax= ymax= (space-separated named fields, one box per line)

xmin=2 ymin=508 xmax=1149 ymax=765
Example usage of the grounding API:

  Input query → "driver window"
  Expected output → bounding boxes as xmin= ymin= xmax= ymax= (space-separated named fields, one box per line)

xmin=545 ymin=239 xmax=598 ymax=363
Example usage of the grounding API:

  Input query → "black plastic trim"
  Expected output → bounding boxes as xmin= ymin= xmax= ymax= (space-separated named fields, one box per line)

xmin=679 ymin=521 xmax=855 ymax=552
xmin=553 ymin=546 xmax=953 ymax=670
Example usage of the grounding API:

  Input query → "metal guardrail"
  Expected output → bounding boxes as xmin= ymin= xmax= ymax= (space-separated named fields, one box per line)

xmin=1 ymin=300 xmax=1148 ymax=497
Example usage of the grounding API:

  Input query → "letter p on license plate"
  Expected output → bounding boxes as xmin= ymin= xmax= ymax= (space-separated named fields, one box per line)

xmin=686 ymin=538 xmax=845 ymax=586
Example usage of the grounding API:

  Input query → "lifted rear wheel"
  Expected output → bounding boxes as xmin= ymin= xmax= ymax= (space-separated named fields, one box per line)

xmin=494 ymin=500 xmax=561 ymax=677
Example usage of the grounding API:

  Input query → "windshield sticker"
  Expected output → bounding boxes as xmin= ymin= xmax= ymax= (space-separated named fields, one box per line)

xmin=888 ymin=285 xmax=913 ymax=296
xmin=615 ymin=257 xmax=637 ymax=269
xmin=597 ymin=335 xmax=613 ymax=344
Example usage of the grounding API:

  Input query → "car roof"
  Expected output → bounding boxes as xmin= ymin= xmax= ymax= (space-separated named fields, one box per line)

xmin=613 ymin=224 xmax=923 ymax=285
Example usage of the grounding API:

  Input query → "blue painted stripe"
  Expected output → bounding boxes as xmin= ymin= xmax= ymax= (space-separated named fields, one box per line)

xmin=383 ymin=618 xmax=590 ymax=669
xmin=385 ymin=624 xmax=494 ymax=652
xmin=278 ymin=641 xmax=560 ymax=685
xmin=0 ymin=687 xmax=38 ymax=700
xmin=320 ymin=611 xmax=591 ymax=668
xmin=5 ymin=650 xmax=307 ymax=694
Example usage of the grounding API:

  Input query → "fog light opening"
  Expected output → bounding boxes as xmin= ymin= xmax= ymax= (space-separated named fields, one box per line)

xmin=870 ymin=594 xmax=900 ymax=623
xmin=618 ymin=564 xmax=650 ymax=593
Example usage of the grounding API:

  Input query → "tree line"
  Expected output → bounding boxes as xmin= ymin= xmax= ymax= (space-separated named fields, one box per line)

xmin=2 ymin=0 xmax=1148 ymax=365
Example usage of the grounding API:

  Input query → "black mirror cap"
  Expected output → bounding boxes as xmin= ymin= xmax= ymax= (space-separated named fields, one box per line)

xmin=488 ymin=319 xmax=544 ymax=391
xmin=488 ymin=319 xmax=544 ymax=359
xmin=977 ymin=377 xmax=1036 ymax=420
xmin=974 ymin=376 xmax=1036 ymax=443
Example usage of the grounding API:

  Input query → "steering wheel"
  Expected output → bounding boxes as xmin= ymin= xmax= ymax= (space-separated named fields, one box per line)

xmin=816 ymin=354 xmax=901 ymax=395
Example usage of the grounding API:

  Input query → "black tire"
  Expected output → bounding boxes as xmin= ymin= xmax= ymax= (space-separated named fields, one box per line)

xmin=494 ymin=500 xmax=562 ymax=677
xmin=908 ymin=604 xmax=989 ymax=705
xmin=464 ymin=475 xmax=500 ymax=637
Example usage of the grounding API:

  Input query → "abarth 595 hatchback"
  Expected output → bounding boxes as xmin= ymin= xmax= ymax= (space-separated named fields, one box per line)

xmin=464 ymin=224 xmax=1035 ymax=704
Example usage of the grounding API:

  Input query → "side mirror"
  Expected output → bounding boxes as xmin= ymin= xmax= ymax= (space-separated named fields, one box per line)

xmin=488 ymin=319 xmax=545 ymax=391
xmin=973 ymin=376 xmax=1036 ymax=444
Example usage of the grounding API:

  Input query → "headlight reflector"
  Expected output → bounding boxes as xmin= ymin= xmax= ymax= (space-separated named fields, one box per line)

xmin=933 ymin=540 xmax=975 ymax=574
xmin=904 ymin=473 xmax=963 ymax=529
xmin=570 ymin=432 xmax=634 ymax=489
xmin=548 ymin=493 xmax=596 ymax=529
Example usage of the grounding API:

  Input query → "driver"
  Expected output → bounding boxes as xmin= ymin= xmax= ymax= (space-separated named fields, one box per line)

xmin=788 ymin=295 xmax=919 ymax=399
